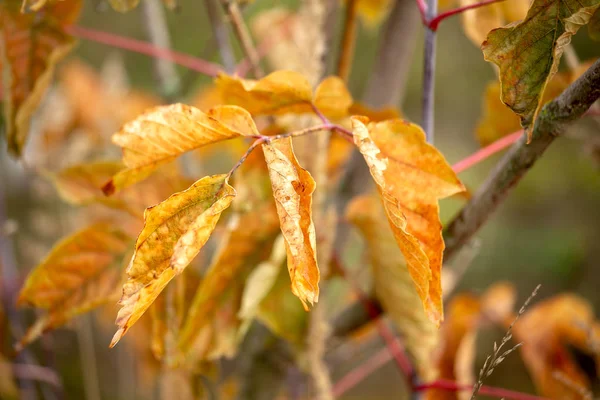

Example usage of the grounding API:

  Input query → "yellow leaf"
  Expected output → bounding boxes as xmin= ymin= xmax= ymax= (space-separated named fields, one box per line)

xmin=0 ymin=1 xmax=78 ymax=156
xmin=352 ymin=0 xmax=394 ymax=27
xmin=110 ymin=174 xmax=236 ymax=347
xmin=476 ymin=74 xmax=570 ymax=145
xmin=262 ymin=137 xmax=320 ymax=309
xmin=351 ymin=117 xmax=465 ymax=325
xmin=17 ymin=223 xmax=131 ymax=350
xmin=108 ymin=0 xmax=139 ymax=12
xmin=481 ymin=0 xmax=600 ymax=139
xmin=347 ymin=195 xmax=439 ymax=382
xmin=177 ymin=202 xmax=280 ymax=357
xmin=216 ymin=71 xmax=353 ymax=119
xmin=104 ymin=104 xmax=258 ymax=194
xmin=459 ymin=0 xmax=528 ymax=46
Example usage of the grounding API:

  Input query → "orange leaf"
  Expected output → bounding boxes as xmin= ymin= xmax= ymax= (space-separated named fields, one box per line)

xmin=17 ymin=223 xmax=131 ymax=350
xmin=110 ymin=174 xmax=236 ymax=347
xmin=262 ymin=137 xmax=320 ymax=309
xmin=105 ymin=104 xmax=258 ymax=194
xmin=351 ymin=117 xmax=465 ymax=325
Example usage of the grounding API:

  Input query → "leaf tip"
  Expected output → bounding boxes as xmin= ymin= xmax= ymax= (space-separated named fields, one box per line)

xmin=109 ymin=328 xmax=125 ymax=348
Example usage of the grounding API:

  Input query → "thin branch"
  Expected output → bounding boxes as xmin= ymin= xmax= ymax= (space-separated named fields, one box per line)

xmin=444 ymin=58 xmax=600 ymax=262
xmin=452 ymin=130 xmax=523 ymax=174
xmin=336 ymin=0 xmax=359 ymax=82
xmin=428 ymin=0 xmax=506 ymax=31
xmin=65 ymin=25 xmax=223 ymax=77
xmin=221 ymin=0 xmax=264 ymax=78
xmin=421 ymin=0 xmax=437 ymax=143
xmin=141 ymin=0 xmax=182 ymax=97
xmin=0 ymin=363 xmax=62 ymax=388
xmin=204 ymin=0 xmax=236 ymax=73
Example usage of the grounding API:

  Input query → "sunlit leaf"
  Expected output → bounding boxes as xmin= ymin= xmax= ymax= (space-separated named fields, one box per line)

xmin=17 ymin=223 xmax=131 ymax=350
xmin=110 ymin=174 xmax=236 ymax=347
xmin=177 ymin=202 xmax=280 ymax=358
xmin=217 ymin=71 xmax=353 ymax=119
xmin=352 ymin=0 xmax=394 ymax=27
xmin=104 ymin=104 xmax=258 ymax=194
xmin=351 ymin=117 xmax=465 ymax=324
xmin=347 ymin=195 xmax=439 ymax=381
xmin=482 ymin=0 xmax=600 ymax=139
xmin=262 ymin=137 xmax=320 ymax=309
xmin=459 ymin=0 xmax=529 ymax=46
xmin=0 ymin=1 xmax=79 ymax=156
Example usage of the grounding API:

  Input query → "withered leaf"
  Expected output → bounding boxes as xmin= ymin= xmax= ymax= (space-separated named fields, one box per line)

xmin=216 ymin=71 xmax=353 ymax=119
xmin=262 ymin=137 xmax=320 ymax=309
xmin=105 ymin=104 xmax=258 ymax=194
xmin=347 ymin=195 xmax=439 ymax=381
xmin=481 ymin=0 xmax=600 ymax=139
xmin=17 ymin=223 xmax=131 ymax=350
xmin=110 ymin=174 xmax=236 ymax=347
xmin=0 ymin=1 xmax=79 ymax=156
xmin=351 ymin=117 xmax=465 ymax=325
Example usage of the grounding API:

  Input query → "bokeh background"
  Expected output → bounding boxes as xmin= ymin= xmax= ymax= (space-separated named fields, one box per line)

xmin=1 ymin=0 xmax=599 ymax=398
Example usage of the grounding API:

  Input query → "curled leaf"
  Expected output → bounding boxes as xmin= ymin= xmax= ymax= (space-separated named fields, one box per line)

xmin=0 ymin=2 xmax=78 ymax=156
xmin=110 ymin=174 xmax=236 ymax=347
xmin=262 ymin=137 xmax=320 ymax=309
xmin=105 ymin=104 xmax=258 ymax=194
xmin=482 ymin=0 xmax=600 ymax=139
xmin=17 ymin=223 xmax=131 ymax=350
xmin=347 ymin=195 xmax=439 ymax=381
xmin=351 ymin=117 xmax=465 ymax=324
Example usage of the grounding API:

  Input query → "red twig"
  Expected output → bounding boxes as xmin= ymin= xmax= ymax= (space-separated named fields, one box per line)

xmin=65 ymin=25 xmax=223 ymax=77
xmin=415 ymin=0 xmax=428 ymax=24
xmin=331 ymin=346 xmax=394 ymax=397
xmin=429 ymin=0 xmax=507 ymax=30
xmin=414 ymin=378 xmax=549 ymax=400
xmin=452 ymin=130 xmax=523 ymax=174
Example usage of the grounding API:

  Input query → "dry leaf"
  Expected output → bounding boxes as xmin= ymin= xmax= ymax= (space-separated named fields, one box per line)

xmin=104 ymin=104 xmax=258 ymax=194
xmin=110 ymin=174 xmax=236 ymax=347
xmin=17 ymin=223 xmax=131 ymax=350
xmin=0 ymin=1 xmax=78 ymax=156
xmin=351 ymin=117 xmax=465 ymax=325
xmin=262 ymin=137 xmax=320 ymax=309
xmin=347 ymin=195 xmax=439 ymax=381
xmin=216 ymin=71 xmax=353 ymax=119
xmin=482 ymin=0 xmax=600 ymax=139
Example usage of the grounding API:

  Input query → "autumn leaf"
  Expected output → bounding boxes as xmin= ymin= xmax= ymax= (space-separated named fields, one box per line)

xmin=589 ymin=8 xmax=600 ymax=40
xmin=110 ymin=174 xmax=236 ymax=347
xmin=108 ymin=0 xmax=139 ymax=12
xmin=347 ymin=195 xmax=439 ymax=381
xmin=262 ymin=137 xmax=320 ymax=309
xmin=459 ymin=0 xmax=529 ymax=46
xmin=104 ymin=104 xmax=258 ymax=194
xmin=216 ymin=71 xmax=353 ymax=119
xmin=177 ymin=202 xmax=280 ymax=357
xmin=17 ymin=223 xmax=131 ymax=350
xmin=476 ymin=73 xmax=569 ymax=145
xmin=351 ymin=117 xmax=465 ymax=324
xmin=510 ymin=294 xmax=600 ymax=399
xmin=0 ymin=1 xmax=79 ymax=156
xmin=351 ymin=0 xmax=394 ymax=27
xmin=481 ymin=0 xmax=600 ymax=139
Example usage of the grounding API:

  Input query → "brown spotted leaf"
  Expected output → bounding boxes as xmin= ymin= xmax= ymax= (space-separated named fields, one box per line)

xmin=17 ymin=223 xmax=131 ymax=350
xmin=110 ymin=174 xmax=236 ymax=347
xmin=351 ymin=117 xmax=465 ymax=325
xmin=262 ymin=137 xmax=320 ymax=309
xmin=105 ymin=104 xmax=258 ymax=194
xmin=0 ymin=1 xmax=79 ymax=156
xmin=481 ymin=0 xmax=600 ymax=139
xmin=347 ymin=195 xmax=439 ymax=381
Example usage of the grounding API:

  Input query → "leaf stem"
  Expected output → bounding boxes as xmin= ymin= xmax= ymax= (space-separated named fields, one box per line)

xmin=65 ymin=25 xmax=223 ymax=77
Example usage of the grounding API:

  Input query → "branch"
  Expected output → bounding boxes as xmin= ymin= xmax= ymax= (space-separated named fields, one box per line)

xmin=443 ymin=58 xmax=600 ymax=261
xmin=141 ymin=0 xmax=182 ymax=97
xmin=336 ymin=0 xmax=358 ymax=81
xmin=204 ymin=0 xmax=236 ymax=72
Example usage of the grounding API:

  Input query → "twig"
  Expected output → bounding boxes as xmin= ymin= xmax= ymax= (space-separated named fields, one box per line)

xmin=204 ymin=0 xmax=236 ymax=73
xmin=65 ymin=25 xmax=223 ymax=77
xmin=0 ymin=363 xmax=62 ymax=388
xmin=444 ymin=59 xmax=600 ymax=262
xmin=221 ymin=0 xmax=264 ymax=78
xmin=452 ymin=130 xmax=523 ymax=174
xmin=421 ymin=0 xmax=437 ymax=143
xmin=141 ymin=0 xmax=182 ymax=98
xmin=336 ymin=0 xmax=358 ymax=82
